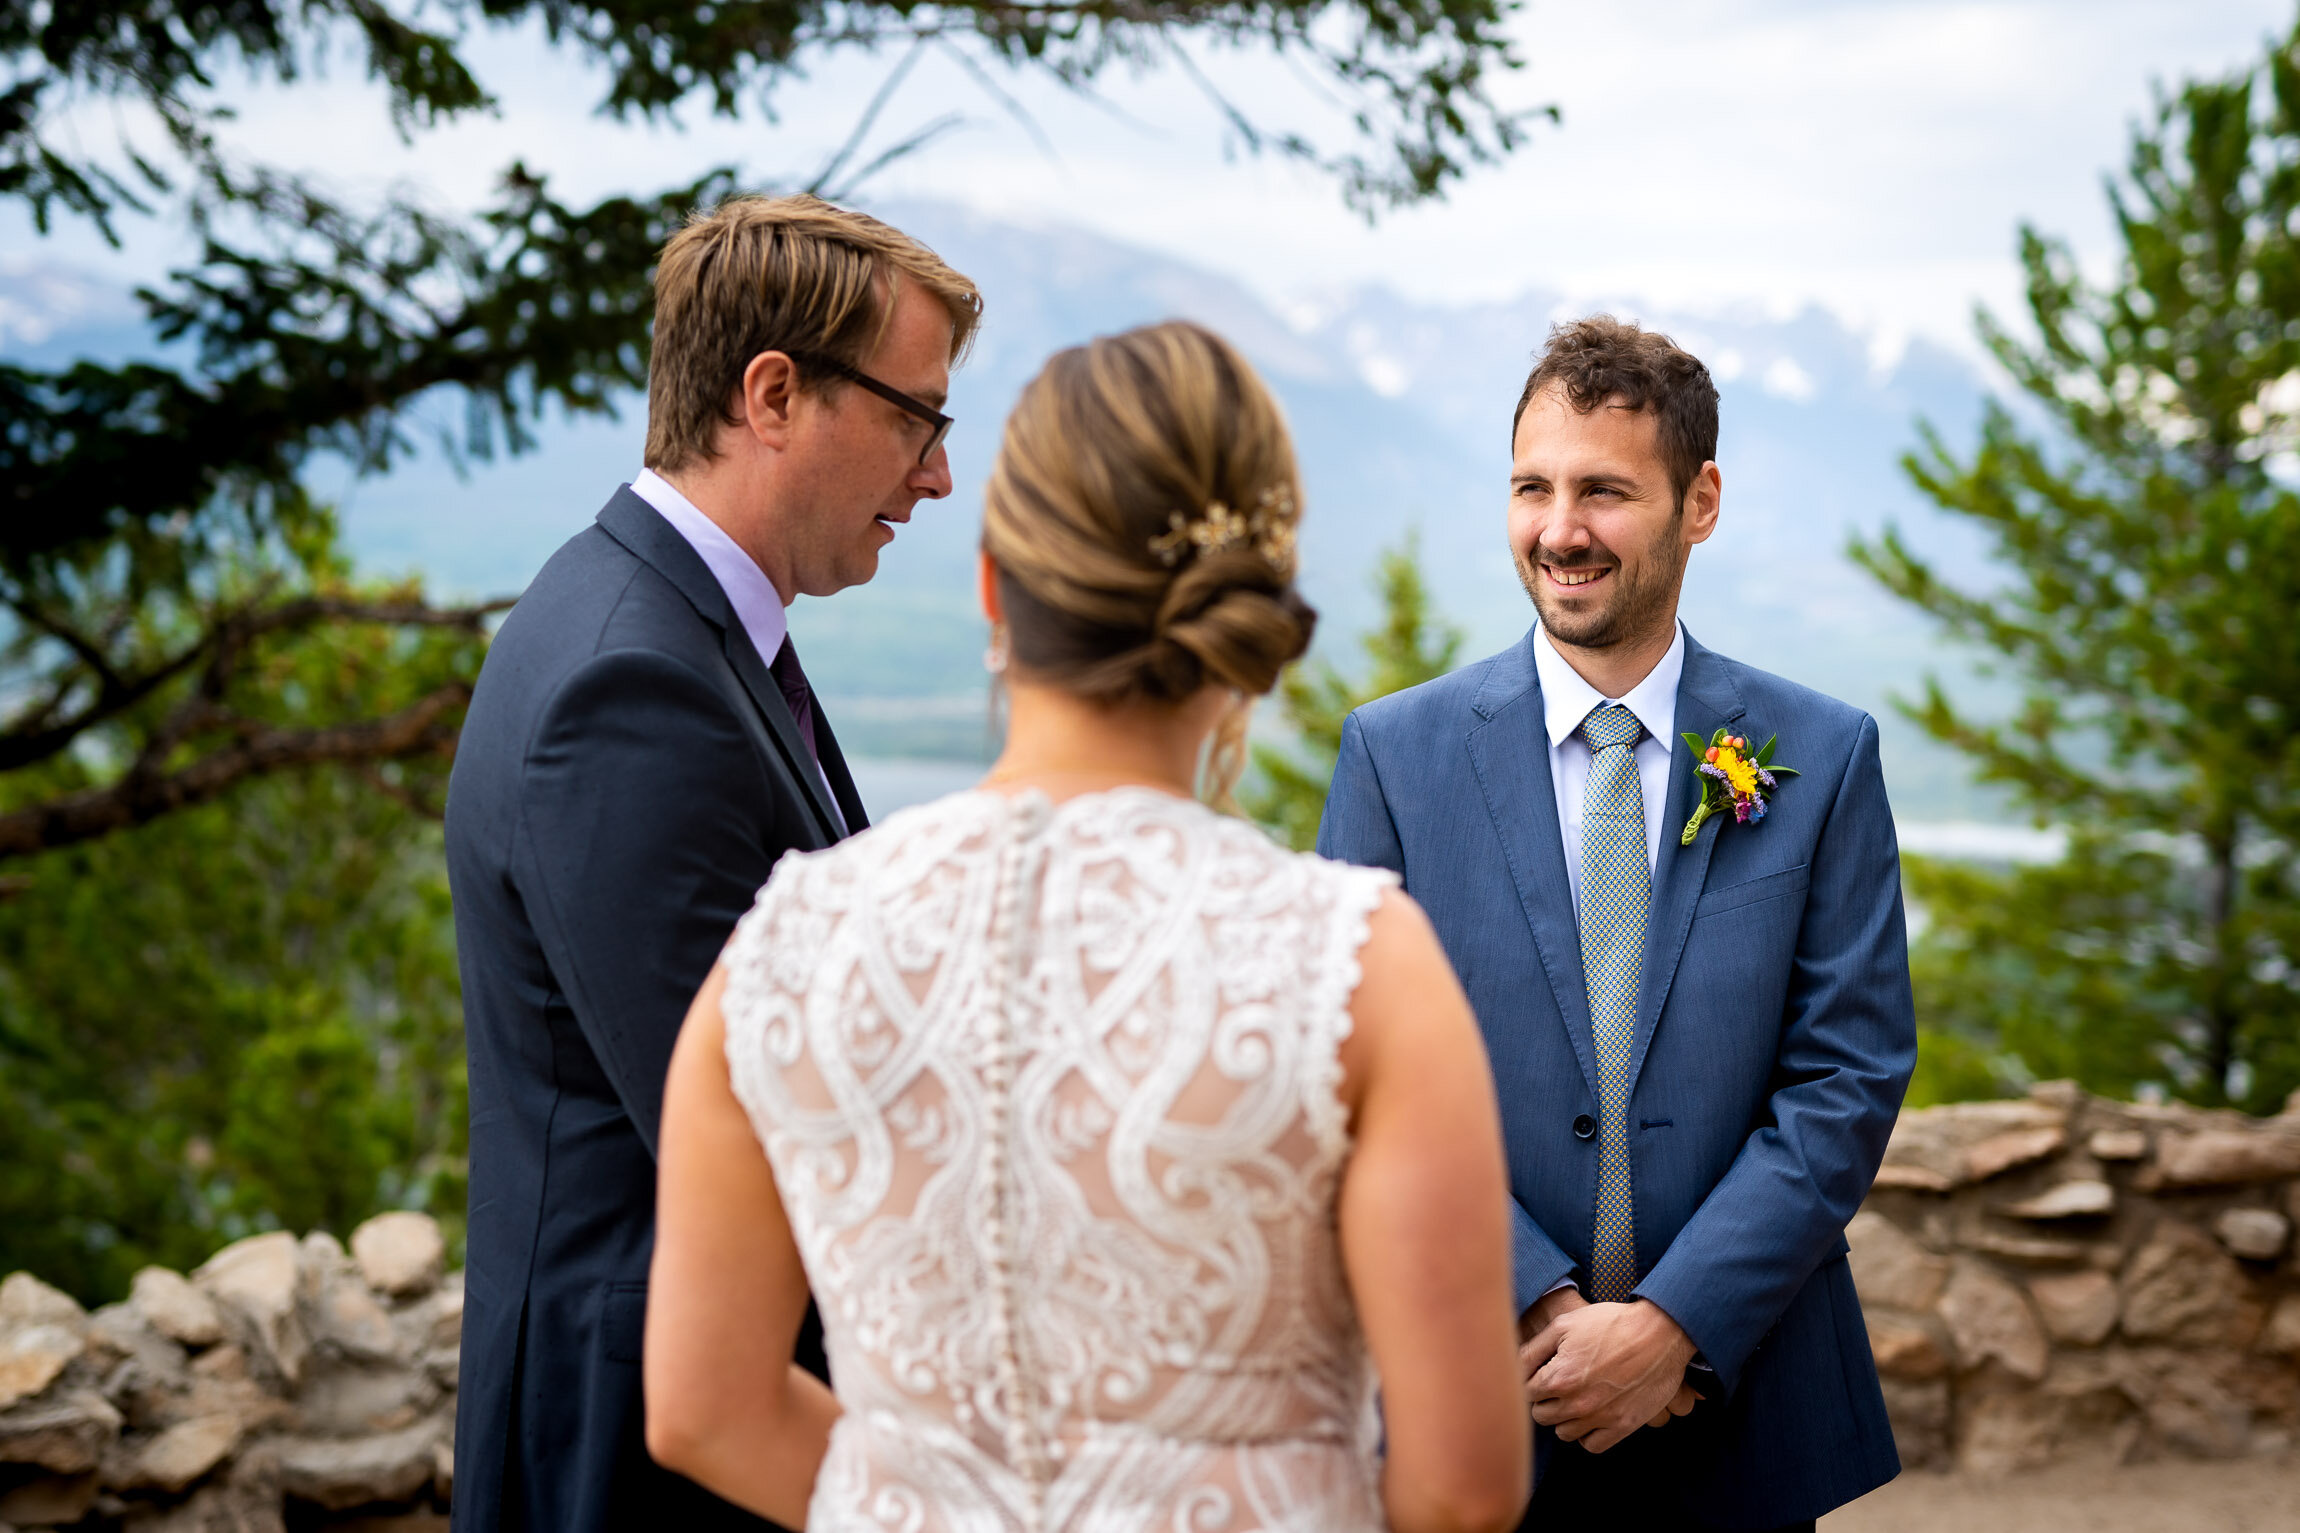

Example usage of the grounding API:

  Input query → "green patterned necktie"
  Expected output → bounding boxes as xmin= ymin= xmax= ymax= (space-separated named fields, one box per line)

xmin=1578 ymin=703 xmax=1648 ymax=1302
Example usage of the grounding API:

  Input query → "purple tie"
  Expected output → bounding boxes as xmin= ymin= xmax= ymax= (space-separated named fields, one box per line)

xmin=769 ymin=636 xmax=820 ymax=765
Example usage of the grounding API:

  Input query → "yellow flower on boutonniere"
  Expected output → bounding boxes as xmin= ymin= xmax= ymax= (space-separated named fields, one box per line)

xmin=1678 ymin=728 xmax=1799 ymax=846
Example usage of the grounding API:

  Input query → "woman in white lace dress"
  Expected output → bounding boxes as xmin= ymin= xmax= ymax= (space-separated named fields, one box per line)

xmin=644 ymin=321 xmax=1528 ymax=1533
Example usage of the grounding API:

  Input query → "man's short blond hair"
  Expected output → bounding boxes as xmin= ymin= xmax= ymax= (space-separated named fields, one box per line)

xmin=645 ymin=194 xmax=983 ymax=473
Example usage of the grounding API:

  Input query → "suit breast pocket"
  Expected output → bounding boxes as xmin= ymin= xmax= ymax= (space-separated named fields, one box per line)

xmin=1692 ymin=863 xmax=1811 ymax=922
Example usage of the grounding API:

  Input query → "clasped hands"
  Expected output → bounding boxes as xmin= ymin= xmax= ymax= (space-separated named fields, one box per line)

xmin=1519 ymin=1287 xmax=1702 ymax=1454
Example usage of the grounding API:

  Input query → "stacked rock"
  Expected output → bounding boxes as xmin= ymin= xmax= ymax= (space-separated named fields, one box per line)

xmin=5 ymin=1083 xmax=2297 ymax=1521
xmin=0 ymin=1212 xmax=459 ymax=1531
xmin=1855 ymin=1082 xmax=2300 ymax=1474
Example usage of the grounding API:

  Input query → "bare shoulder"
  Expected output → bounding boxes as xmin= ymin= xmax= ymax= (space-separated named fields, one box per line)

xmin=1355 ymin=885 xmax=1450 ymax=995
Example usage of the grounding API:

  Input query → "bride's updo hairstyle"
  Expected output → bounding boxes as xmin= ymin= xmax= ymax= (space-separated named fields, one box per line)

xmin=982 ymin=321 xmax=1316 ymax=725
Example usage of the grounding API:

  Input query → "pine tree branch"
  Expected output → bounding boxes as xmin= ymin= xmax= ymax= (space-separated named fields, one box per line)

xmin=0 ymin=683 xmax=471 ymax=861
xmin=0 ymin=594 xmax=510 ymax=773
xmin=1867 ymin=19 xmax=2300 ymax=1111
xmin=352 ymin=762 xmax=448 ymax=820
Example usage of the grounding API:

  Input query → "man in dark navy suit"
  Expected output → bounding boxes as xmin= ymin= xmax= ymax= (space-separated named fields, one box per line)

xmin=1320 ymin=317 xmax=1915 ymax=1531
xmin=444 ymin=195 xmax=981 ymax=1532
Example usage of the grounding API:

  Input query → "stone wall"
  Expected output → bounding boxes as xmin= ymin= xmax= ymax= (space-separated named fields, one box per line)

xmin=4 ymin=1085 xmax=2298 ymax=1527
xmin=0 ymin=1214 xmax=456 ymax=1531
xmin=1856 ymin=1082 xmax=2300 ymax=1473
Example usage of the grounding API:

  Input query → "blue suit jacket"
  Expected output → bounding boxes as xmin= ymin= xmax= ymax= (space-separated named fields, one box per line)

xmin=1318 ymin=627 xmax=1912 ymax=1528
xmin=445 ymin=489 xmax=862 ymax=1533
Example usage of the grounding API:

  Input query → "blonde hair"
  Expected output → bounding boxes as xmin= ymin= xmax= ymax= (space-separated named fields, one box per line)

xmin=982 ymin=321 xmax=1316 ymax=808
xmin=645 ymin=194 xmax=983 ymax=472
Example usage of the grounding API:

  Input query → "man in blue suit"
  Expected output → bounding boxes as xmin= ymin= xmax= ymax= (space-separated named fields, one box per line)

xmin=445 ymin=196 xmax=980 ymax=1531
xmin=1319 ymin=317 xmax=1914 ymax=1531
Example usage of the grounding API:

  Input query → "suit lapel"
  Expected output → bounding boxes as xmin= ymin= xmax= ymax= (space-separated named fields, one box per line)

xmin=1626 ymin=632 xmax=1746 ymax=1092
xmin=718 ymin=623 xmax=844 ymax=844
xmin=812 ymin=703 xmax=870 ymax=834
xmin=1465 ymin=631 xmax=1603 ymax=1109
xmin=597 ymin=486 xmax=733 ymax=627
xmin=595 ymin=488 xmax=844 ymax=845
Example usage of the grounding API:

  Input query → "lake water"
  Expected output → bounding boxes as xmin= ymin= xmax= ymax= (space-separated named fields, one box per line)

xmin=847 ymin=756 xmax=990 ymax=817
xmin=845 ymin=757 xmax=2064 ymax=864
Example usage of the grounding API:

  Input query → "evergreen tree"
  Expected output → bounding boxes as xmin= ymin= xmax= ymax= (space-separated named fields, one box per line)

xmin=0 ymin=623 xmax=472 ymax=1300
xmin=0 ymin=0 xmax=1535 ymax=1293
xmin=1247 ymin=536 xmax=1461 ymax=851
xmin=1857 ymin=21 xmax=2300 ymax=1113
xmin=2 ymin=0 xmax=1539 ymax=860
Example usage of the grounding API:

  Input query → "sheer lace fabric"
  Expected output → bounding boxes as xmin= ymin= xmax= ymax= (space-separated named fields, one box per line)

xmin=723 ymin=788 xmax=1397 ymax=1533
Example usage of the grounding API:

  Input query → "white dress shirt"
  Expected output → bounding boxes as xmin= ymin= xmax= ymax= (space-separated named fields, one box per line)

xmin=628 ymin=469 xmax=846 ymax=834
xmin=1532 ymin=620 xmax=1686 ymax=919
xmin=1528 ymin=620 xmax=1687 ymax=1311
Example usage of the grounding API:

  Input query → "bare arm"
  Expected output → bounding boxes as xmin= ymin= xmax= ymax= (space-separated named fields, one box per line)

xmin=645 ymin=965 xmax=841 ymax=1526
xmin=1337 ymin=889 xmax=1530 ymax=1533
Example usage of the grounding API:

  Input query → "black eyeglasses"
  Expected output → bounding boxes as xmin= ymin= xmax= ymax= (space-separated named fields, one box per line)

xmin=793 ymin=353 xmax=953 ymax=465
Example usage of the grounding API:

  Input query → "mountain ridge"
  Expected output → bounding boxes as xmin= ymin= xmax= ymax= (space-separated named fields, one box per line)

xmin=1 ymin=201 xmax=2014 ymax=817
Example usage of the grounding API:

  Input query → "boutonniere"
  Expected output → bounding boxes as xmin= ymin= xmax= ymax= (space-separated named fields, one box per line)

xmin=1678 ymin=729 xmax=1799 ymax=845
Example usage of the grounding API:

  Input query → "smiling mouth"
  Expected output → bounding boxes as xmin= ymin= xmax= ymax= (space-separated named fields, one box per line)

xmin=1544 ymin=564 xmax=1613 ymax=590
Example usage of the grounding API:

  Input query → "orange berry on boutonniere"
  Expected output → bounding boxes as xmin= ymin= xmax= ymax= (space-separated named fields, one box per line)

xmin=1678 ymin=727 xmax=1800 ymax=846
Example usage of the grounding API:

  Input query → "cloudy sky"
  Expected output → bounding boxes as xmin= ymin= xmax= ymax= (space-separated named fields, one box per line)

xmin=8 ymin=0 xmax=2282 ymax=823
xmin=859 ymin=0 xmax=2296 ymax=354
xmin=9 ymin=1 xmax=2292 ymax=363
xmin=18 ymin=0 xmax=2291 ymax=356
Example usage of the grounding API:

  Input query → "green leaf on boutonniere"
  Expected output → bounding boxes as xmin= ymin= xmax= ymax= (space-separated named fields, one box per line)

xmin=1678 ymin=726 xmax=1797 ymax=846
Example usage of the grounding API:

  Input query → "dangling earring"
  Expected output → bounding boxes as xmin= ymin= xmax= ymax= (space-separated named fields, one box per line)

xmin=983 ymin=623 xmax=1010 ymax=675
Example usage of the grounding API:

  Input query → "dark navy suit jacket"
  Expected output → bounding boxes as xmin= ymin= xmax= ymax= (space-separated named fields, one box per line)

xmin=1318 ymin=627 xmax=1913 ymax=1529
xmin=445 ymin=488 xmax=864 ymax=1532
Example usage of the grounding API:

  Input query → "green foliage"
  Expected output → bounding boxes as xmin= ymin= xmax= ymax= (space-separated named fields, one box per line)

xmin=0 ymin=513 xmax=479 ymax=1301
xmin=3 ymin=165 xmax=740 ymax=570
xmin=0 ymin=497 xmax=496 ymax=858
xmin=1903 ymin=1022 xmax=2013 ymax=1113
xmin=0 ymin=766 xmax=465 ymax=1305
xmin=2 ymin=0 xmax=1537 ymax=850
xmin=1855 ymin=24 xmax=2300 ymax=1113
xmin=1247 ymin=536 xmax=1460 ymax=850
xmin=0 ymin=0 xmax=1533 ymax=1293
xmin=1898 ymin=840 xmax=2217 ymax=1107
xmin=5 ymin=0 xmax=1535 ymax=249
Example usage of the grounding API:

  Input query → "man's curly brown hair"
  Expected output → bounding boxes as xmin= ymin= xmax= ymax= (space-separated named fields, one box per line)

xmin=1512 ymin=315 xmax=1719 ymax=506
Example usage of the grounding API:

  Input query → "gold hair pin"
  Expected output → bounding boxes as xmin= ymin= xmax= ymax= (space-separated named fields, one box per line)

xmin=1148 ymin=485 xmax=1299 ymax=573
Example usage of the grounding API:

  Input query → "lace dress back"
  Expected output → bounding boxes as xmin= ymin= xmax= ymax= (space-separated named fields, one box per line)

xmin=722 ymin=787 xmax=1397 ymax=1533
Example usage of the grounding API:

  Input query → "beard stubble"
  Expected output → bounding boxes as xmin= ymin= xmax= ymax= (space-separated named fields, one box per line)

xmin=1514 ymin=510 xmax=1689 ymax=651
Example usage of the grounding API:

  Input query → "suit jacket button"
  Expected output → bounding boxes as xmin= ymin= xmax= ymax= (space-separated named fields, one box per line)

xmin=1572 ymin=1114 xmax=1597 ymax=1141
